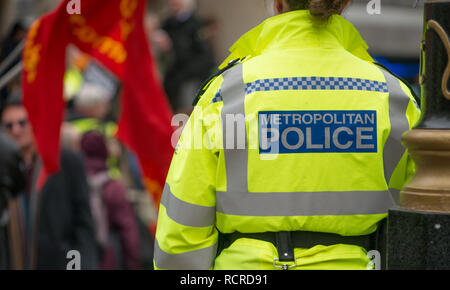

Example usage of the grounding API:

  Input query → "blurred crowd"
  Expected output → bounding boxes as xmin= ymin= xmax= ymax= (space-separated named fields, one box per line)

xmin=0 ymin=0 xmax=217 ymax=270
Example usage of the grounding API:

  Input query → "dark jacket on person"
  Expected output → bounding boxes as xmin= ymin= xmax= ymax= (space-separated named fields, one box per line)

xmin=0 ymin=132 xmax=25 ymax=269
xmin=35 ymin=149 xmax=99 ymax=269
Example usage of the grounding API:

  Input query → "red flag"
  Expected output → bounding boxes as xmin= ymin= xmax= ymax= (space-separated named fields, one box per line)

xmin=22 ymin=2 xmax=70 ymax=175
xmin=22 ymin=0 xmax=174 ymax=206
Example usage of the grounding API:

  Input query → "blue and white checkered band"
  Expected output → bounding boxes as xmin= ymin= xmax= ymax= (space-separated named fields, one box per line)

xmin=245 ymin=77 xmax=389 ymax=95
xmin=211 ymin=76 xmax=389 ymax=104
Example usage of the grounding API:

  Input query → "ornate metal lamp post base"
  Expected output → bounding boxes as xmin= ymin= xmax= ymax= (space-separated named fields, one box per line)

xmin=401 ymin=129 xmax=450 ymax=213
xmin=387 ymin=0 xmax=450 ymax=270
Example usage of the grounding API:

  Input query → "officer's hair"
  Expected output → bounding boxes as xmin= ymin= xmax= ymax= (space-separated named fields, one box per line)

xmin=286 ymin=0 xmax=344 ymax=20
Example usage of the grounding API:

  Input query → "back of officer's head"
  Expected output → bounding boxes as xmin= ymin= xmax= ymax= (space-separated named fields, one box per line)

xmin=277 ymin=0 xmax=349 ymax=20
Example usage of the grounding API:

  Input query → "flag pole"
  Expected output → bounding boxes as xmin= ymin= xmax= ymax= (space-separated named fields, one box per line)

xmin=0 ymin=61 xmax=23 ymax=91
xmin=0 ymin=39 xmax=24 ymax=76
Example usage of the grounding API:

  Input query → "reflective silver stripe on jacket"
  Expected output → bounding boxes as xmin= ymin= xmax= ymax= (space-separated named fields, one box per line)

xmin=217 ymin=63 xmax=400 ymax=216
xmin=154 ymin=239 xmax=217 ymax=270
xmin=221 ymin=63 xmax=248 ymax=194
xmin=216 ymin=189 xmax=394 ymax=216
xmin=161 ymin=183 xmax=216 ymax=228
xmin=379 ymin=69 xmax=412 ymax=185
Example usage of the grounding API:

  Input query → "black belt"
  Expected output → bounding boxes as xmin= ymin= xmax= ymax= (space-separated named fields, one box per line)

xmin=218 ymin=220 xmax=386 ymax=269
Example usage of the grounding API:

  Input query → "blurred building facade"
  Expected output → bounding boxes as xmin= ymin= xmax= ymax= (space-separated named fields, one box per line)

xmin=344 ymin=0 xmax=423 ymax=59
xmin=196 ymin=0 xmax=271 ymax=63
xmin=194 ymin=0 xmax=425 ymax=63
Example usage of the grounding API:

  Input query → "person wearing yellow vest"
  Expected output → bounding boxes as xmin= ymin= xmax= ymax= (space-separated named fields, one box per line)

xmin=154 ymin=0 xmax=421 ymax=270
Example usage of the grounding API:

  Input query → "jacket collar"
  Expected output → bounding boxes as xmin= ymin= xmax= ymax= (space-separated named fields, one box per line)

xmin=220 ymin=10 xmax=373 ymax=68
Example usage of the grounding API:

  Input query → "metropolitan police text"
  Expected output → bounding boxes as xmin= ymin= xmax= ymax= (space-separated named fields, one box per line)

xmin=259 ymin=110 xmax=378 ymax=154
xmin=171 ymin=109 xmax=378 ymax=154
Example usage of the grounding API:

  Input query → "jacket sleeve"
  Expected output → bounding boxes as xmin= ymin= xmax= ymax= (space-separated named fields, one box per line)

xmin=154 ymin=79 xmax=223 ymax=270
xmin=383 ymin=75 xmax=422 ymax=204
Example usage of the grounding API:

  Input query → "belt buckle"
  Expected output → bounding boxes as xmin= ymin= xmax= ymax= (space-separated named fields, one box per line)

xmin=273 ymin=257 xmax=297 ymax=270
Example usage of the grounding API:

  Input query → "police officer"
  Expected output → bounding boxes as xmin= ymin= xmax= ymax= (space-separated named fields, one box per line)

xmin=154 ymin=0 xmax=421 ymax=270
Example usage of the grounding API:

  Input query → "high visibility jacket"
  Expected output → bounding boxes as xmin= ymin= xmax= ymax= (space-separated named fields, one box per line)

xmin=71 ymin=118 xmax=121 ymax=179
xmin=154 ymin=10 xmax=421 ymax=270
xmin=71 ymin=118 xmax=118 ymax=138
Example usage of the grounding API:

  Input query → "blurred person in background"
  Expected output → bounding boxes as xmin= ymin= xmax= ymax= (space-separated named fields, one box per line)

xmin=146 ymin=13 xmax=174 ymax=79
xmin=80 ymin=131 xmax=141 ymax=270
xmin=72 ymin=83 xmax=116 ymax=136
xmin=162 ymin=0 xmax=216 ymax=114
xmin=0 ymin=131 xmax=26 ymax=269
xmin=71 ymin=83 xmax=122 ymax=179
xmin=64 ymin=47 xmax=89 ymax=119
xmin=0 ymin=95 xmax=99 ymax=269
xmin=72 ymin=83 xmax=157 ymax=269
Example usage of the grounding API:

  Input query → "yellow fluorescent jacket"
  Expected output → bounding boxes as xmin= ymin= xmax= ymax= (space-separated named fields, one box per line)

xmin=154 ymin=10 xmax=421 ymax=270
